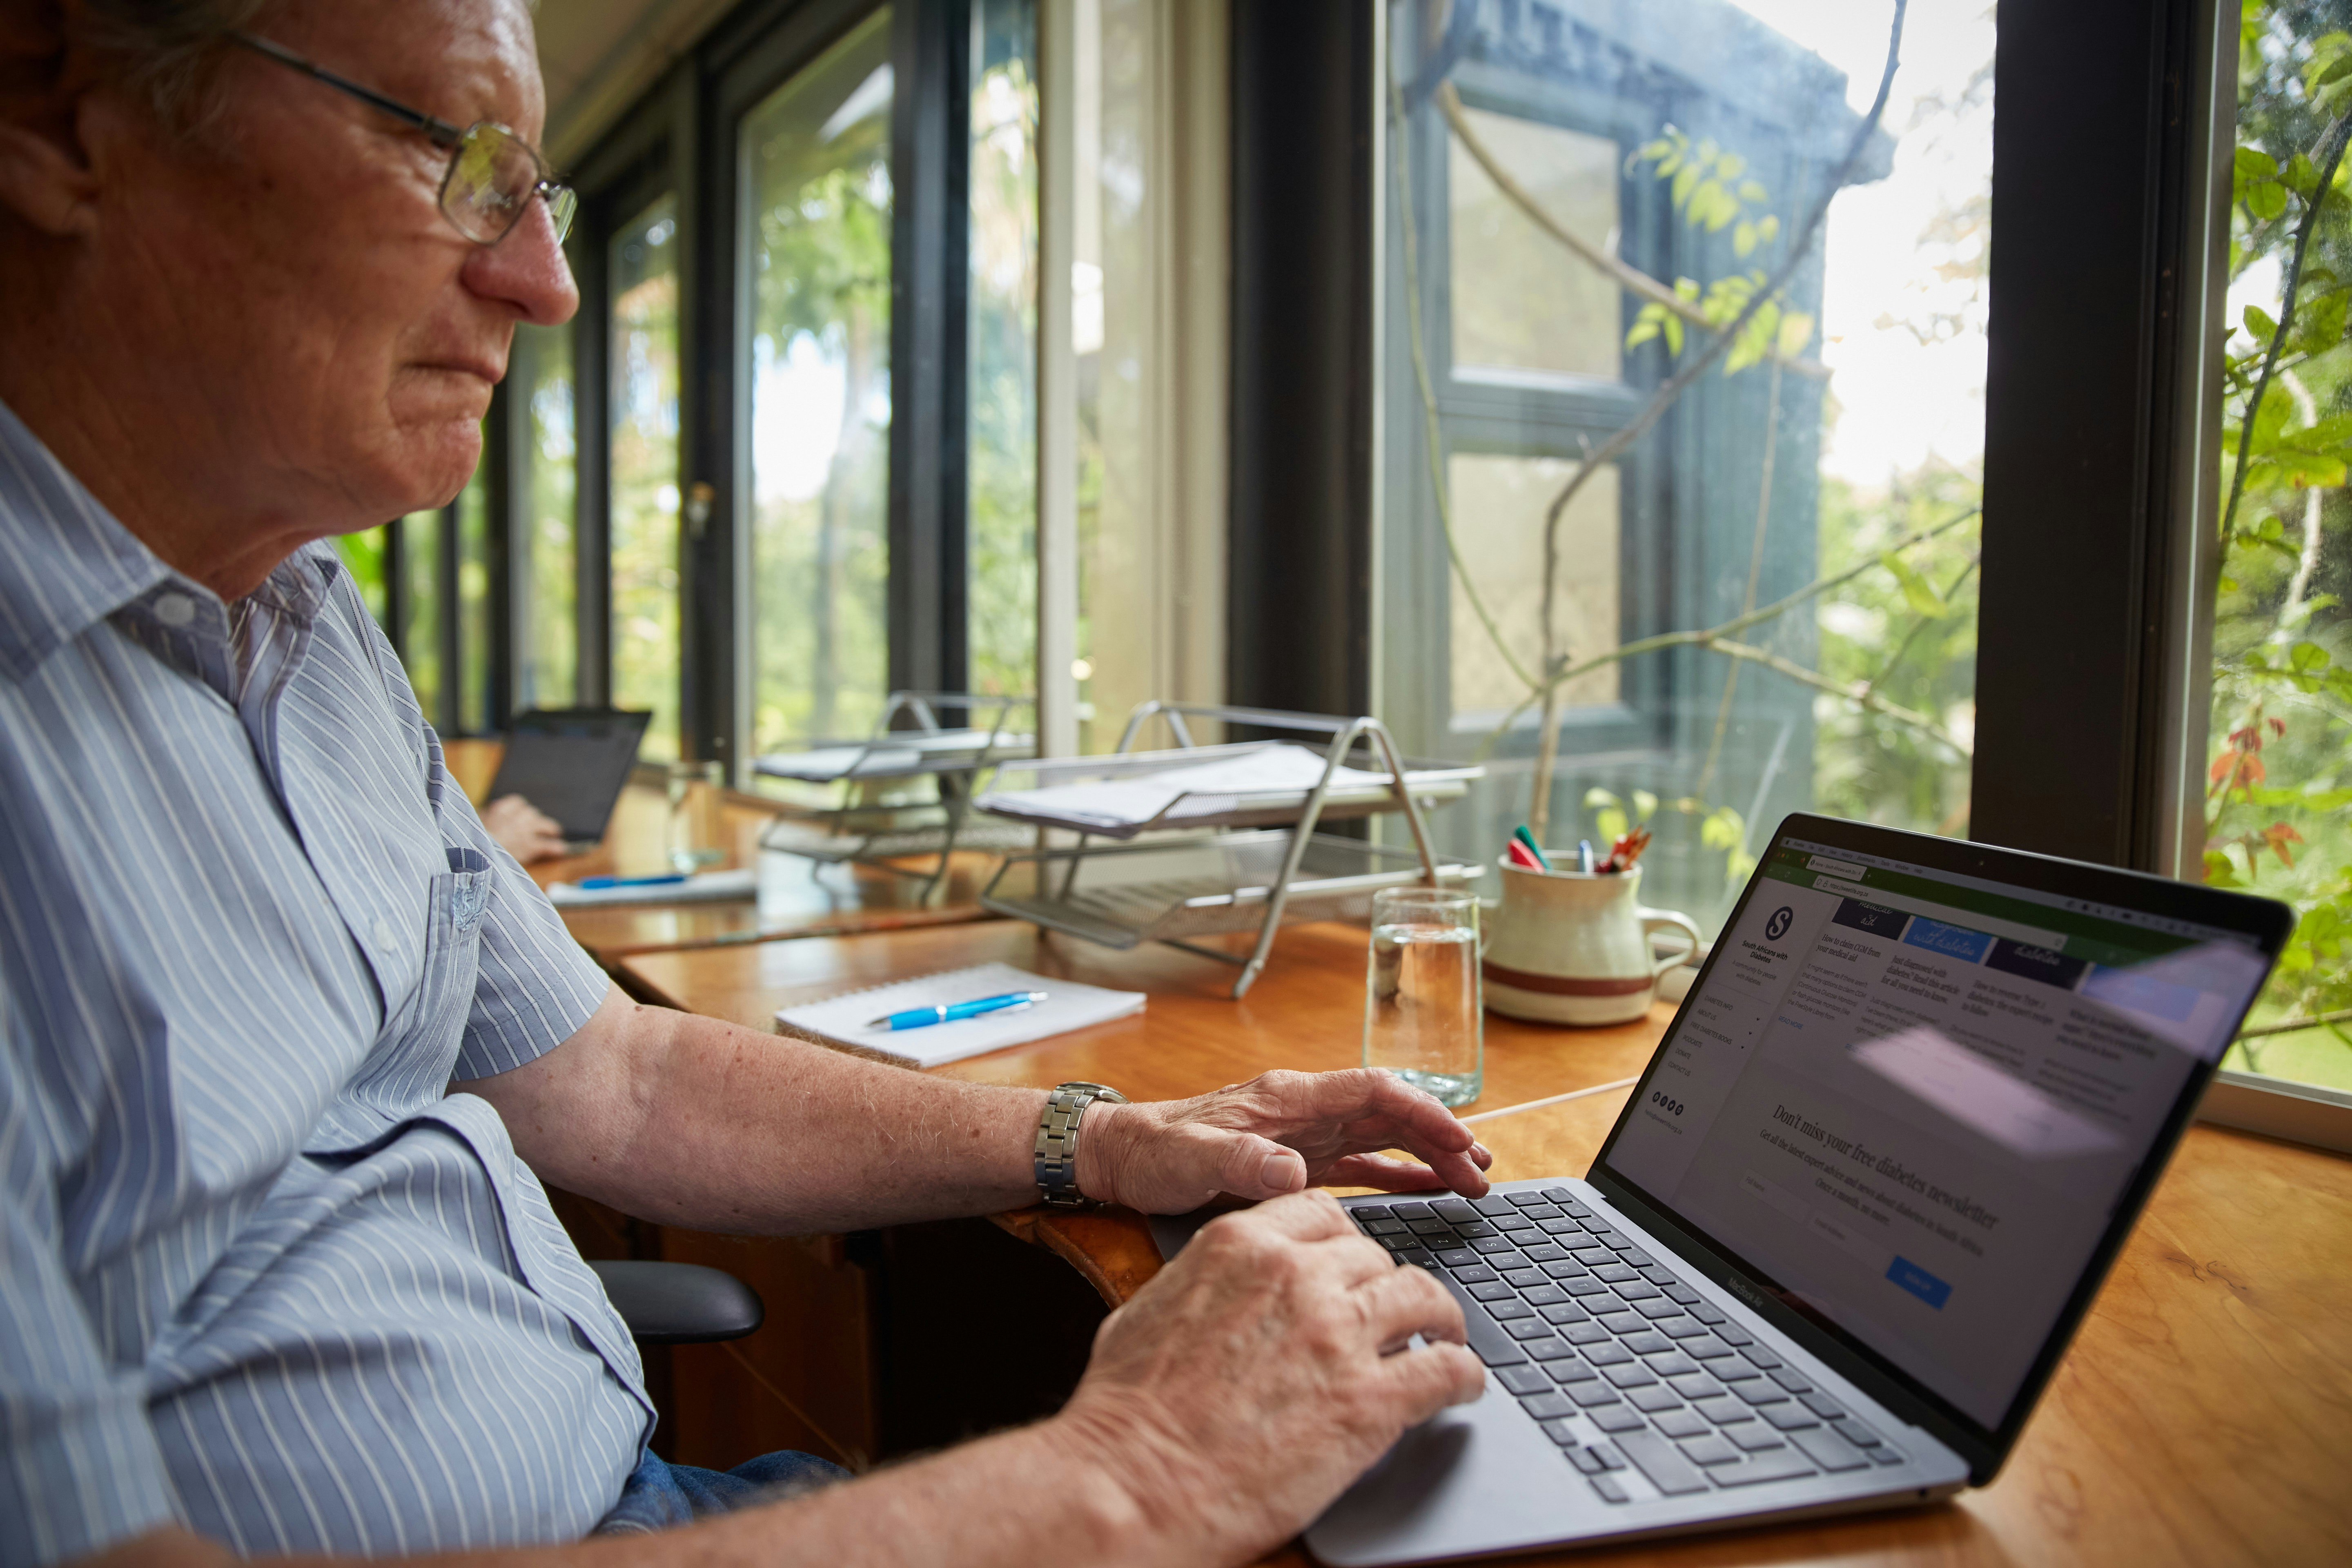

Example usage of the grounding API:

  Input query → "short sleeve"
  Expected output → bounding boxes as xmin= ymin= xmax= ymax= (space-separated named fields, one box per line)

xmin=431 ymin=757 xmax=612 ymax=1080
xmin=0 ymin=991 xmax=179 ymax=1568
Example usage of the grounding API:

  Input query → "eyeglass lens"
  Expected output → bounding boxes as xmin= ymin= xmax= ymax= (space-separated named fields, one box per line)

xmin=441 ymin=123 xmax=575 ymax=245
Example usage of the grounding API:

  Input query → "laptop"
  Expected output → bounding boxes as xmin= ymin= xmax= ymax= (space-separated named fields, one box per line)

xmin=1154 ymin=813 xmax=2294 ymax=1564
xmin=483 ymin=708 xmax=653 ymax=853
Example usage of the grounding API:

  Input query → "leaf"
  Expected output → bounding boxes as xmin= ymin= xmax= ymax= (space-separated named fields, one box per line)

xmin=2244 ymin=303 xmax=2281 ymax=341
xmin=1700 ymin=806 xmax=1744 ymax=851
xmin=1738 ymin=179 xmax=1768 ymax=203
xmin=1734 ymin=220 xmax=1757 ymax=258
xmin=1880 ymin=551 xmax=1951 ymax=619
xmin=1626 ymin=306 xmax=1663 ymax=350
xmin=1777 ymin=311 xmax=1815 ymax=358
xmin=2203 ymin=849 xmax=2243 ymax=888
xmin=2235 ymin=146 xmax=2279 ymax=180
xmin=2249 ymin=180 xmax=2289 ymax=220
xmin=1595 ymin=808 xmax=1630 ymax=844
xmin=1756 ymin=213 xmax=1779 ymax=247
xmin=2285 ymin=152 xmax=2321 ymax=195
xmin=1632 ymin=789 xmax=1659 ymax=822
xmin=1583 ymin=787 xmax=1623 ymax=812
xmin=1663 ymin=314 xmax=1683 ymax=356
xmin=1716 ymin=151 xmax=1746 ymax=180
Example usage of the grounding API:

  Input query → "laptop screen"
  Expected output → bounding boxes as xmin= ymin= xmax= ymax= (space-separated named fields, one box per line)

xmin=1599 ymin=820 xmax=2274 ymax=1434
xmin=485 ymin=709 xmax=651 ymax=842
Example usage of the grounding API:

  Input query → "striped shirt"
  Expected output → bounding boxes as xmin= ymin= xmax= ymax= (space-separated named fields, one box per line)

xmin=0 ymin=399 xmax=650 ymax=1567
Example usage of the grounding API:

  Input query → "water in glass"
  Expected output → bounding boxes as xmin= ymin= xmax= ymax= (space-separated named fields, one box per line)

xmin=1364 ymin=887 xmax=1483 ymax=1106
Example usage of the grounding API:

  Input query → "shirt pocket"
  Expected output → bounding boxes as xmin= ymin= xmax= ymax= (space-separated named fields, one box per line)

xmin=305 ymin=849 xmax=496 ymax=1151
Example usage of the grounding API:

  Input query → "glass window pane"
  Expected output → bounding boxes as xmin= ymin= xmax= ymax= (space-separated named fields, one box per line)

xmin=518 ymin=322 xmax=577 ymax=709
xmin=744 ymin=10 xmax=893 ymax=754
xmin=401 ymin=507 xmax=442 ymax=724
xmin=1450 ymin=107 xmax=1621 ymax=380
xmin=1381 ymin=0 xmax=1990 ymax=937
xmin=2209 ymin=9 xmax=2352 ymax=1095
xmin=611 ymin=194 xmax=682 ymax=761
xmin=969 ymin=0 xmax=1039 ymax=705
xmin=456 ymin=463 xmax=489 ymax=734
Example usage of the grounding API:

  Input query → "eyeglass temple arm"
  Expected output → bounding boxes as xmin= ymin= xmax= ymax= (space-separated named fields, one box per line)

xmin=226 ymin=32 xmax=468 ymax=149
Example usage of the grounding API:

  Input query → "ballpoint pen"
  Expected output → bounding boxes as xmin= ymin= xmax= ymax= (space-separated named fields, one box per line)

xmin=869 ymin=991 xmax=1049 ymax=1030
xmin=579 ymin=873 xmax=689 ymax=890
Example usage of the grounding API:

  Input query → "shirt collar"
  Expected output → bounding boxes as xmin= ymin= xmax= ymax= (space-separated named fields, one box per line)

xmin=0 ymin=398 xmax=350 ymax=685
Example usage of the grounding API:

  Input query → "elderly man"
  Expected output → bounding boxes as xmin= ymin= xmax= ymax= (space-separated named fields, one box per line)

xmin=0 ymin=3 xmax=1490 ymax=1566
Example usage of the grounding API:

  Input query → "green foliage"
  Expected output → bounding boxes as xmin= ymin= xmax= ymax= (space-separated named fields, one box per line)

xmin=2216 ymin=0 xmax=2352 ymax=1089
xmin=1622 ymin=129 xmax=1814 ymax=375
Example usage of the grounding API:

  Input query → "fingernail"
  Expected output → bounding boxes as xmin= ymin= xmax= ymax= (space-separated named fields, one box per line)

xmin=1260 ymin=1150 xmax=1298 ymax=1188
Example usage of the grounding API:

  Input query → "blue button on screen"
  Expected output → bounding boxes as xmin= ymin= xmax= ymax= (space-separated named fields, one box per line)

xmin=1886 ymin=1256 xmax=1952 ymax=1309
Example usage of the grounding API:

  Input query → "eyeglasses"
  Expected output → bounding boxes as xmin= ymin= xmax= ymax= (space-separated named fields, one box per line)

xmin=228 ymin=32 xmax=577 ymax=247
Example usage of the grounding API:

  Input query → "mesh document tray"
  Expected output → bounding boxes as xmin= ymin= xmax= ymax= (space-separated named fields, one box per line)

xmin=752 ymin=728 xmax=1038 ymax=785
xmin=980 ymin=831 xmax=1483 ymax=949
xmin=759 ymin=808 xmax=1038 ymax=866
xmin=973 ymin=741 xmax=1479 ymax=840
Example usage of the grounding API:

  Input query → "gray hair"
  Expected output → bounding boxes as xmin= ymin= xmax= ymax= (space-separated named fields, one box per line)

xmin=72 ymin=0 xmax=282 ymax=132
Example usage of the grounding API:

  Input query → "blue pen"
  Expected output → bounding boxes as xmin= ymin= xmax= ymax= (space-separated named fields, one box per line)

xmin=869 ymin=991 xmax=1048 ymax=1030
xmin=1578 ymin=840 xmax=1595 ymax=874
xmin=579 ymin=873 xmax=690 ymax=890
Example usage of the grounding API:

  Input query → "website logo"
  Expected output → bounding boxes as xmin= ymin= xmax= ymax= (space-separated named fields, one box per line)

xmin=1766 ymin=905 xmax=1794 ymax=942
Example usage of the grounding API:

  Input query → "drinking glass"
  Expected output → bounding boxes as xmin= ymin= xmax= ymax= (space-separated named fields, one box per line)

xmin=666 ymin=760 xmax=727 ymax=873
xmin=1363 ymin=885 xmax=1483 ymax=1106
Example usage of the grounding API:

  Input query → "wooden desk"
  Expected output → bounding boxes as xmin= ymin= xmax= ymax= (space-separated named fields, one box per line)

xmin=439 ymin=737 xmax=997 ymax=968
xmin=617 ymin=917 xmax=2352 ymax=1566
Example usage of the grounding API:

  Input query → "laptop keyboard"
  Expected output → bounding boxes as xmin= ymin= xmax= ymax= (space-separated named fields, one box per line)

xmin=1350 ymin=1189 xmax=1906 ymax=1507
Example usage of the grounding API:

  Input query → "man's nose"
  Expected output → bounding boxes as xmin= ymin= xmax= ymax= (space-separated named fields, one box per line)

xmin=465 ymin=197 xmax=580 ymax=327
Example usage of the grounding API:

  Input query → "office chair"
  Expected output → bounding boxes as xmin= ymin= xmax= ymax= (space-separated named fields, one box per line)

xmin=587 ymin=1260 xmax=765 ymax=1344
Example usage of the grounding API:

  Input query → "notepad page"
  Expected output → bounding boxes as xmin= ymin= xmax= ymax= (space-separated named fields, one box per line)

xmin=774 ymin=961 xmax=1147 ymax=1067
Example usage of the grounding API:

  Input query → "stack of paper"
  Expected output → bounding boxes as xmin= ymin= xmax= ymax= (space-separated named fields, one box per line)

xmin=545 ymin=869 xmax=758 ymax=908
xmin=775 ymin=961 xmax=1146 ymax=1067
xmin=978 ymin=744 xmax=1399 ymax=837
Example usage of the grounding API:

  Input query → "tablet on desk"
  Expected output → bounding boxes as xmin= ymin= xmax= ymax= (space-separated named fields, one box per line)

xmin=484 ymin=708 xmax=652 ymax=853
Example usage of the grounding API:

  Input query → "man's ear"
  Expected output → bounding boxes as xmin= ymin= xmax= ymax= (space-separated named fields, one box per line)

xmin=0 ymin=0 xmax=103 ymax=236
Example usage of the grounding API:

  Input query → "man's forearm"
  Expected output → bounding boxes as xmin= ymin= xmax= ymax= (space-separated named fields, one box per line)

xmin=476 ymin=988 xmax=1061 ymax=1234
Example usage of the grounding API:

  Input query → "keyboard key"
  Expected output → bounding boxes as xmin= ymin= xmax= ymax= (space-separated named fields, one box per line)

xmin=1518 ymin=1205 xmax=1562 ymax=1221
xmin=1450 ymin=1265 xmax=1498 ymax=1285
xmin=1570 ymin=1247 xmax=1615 ymax=1266
xmin=1503 ymin=1270 xmax=1548 ymax=1290
xmin=1762 ymin=1404 xmax=1819 ymax=1432
xmin=1352 ymin=1204 xmax=1392 ymax=1221
xmin=1494 ymin=1364 xmax=1551 ymax=1395
xmin=1623 ymin=1250 xmax=1656 ymax=1268
xmin=1613 ymin=1431 xmax=1713 ymax=1496
xmin=1568 ymin=1381 xmax=1622 ymax=1408
xmin=1800 ymin=1393 xmax=1846 ymax=1420
xmin=1390 ymin=1201 xmax=1431 ymax=1219
xmin=1540 ymin=1187 xmax=1580 ymax=1205
xmin=1635 ymin=1299 xmax=1685 ymax=1320
xmin=1543 ymin=1260 xmax=1593 ymax=1281
xmin=1519 ymin=1392 xmax=1577 ymax=1421
xmin=1505 ymin=1318 xmax=1557 ymax=1341
xmin=1733 ymin=1381 xmax=1788 ymax=1406
xmin=1869 ymin=1446 xmax=1907 ymax=1466
xmin=1520 ymin=1283 xmax=1570 ymax=1307
xmin=1432 ymin=1200 xmax=1477 ymax=1224
xmin=1713 ymin=1323 xmax=1754 ymax=1346
xmin=1596 ymin=1312 xmax=1647 ymax=1335
xmin=1537 ymin=1217 xmax=1583 ymax=1236
xmin=1436 ymin=1248 xmax=1481 ymax=1268
xmin=1660 ymin=1319 xmax=1713 ymax=1340
xmin=1495 ymin=1214 xmax=1539 ymax=1233
xmin=1769 ymin=1368 xmax=1813 ymax=1393
xmin=1664 ymin=1284 xmax=1701 ymax=1305
xmin=1527 ymin=1337 xmax=1583 ymax=1361
xmin=1468 ymin=1281 xmax=1515 ymax=1302
xmin=1488 ymin=1298 xmax=1535 ymax=1322
xmin=1594 ymin=1263 xmax=1641 ymax=1285
xmin=1727 ymin=1424 xmax=1786 ymax=1452
xmin=1521 ymin=1245 xmax=1570 ymax=1263
xmin=1582 ymin=1341 xmax=1633 ymax=1367
xmin=1589 ymin=1475 xmax=1629 ymax=1504
xmin=1689 ymin=1304 xmax=1728 ymax=1325
xmin=1566 ymin=1443 xmax=1604 ymax=1473
xmin=1403 ymin=1215 xmax=1453 ymax=1234
xmin=1668 ymin=1373 xmax=1722 ymax=1401
xmin=1505 ymin=1190 xmax=1553 ymax=1207
xmin=1579 ymin=1217 xmax=1615 ymax=1236
xmin=1628 ymin=1385 xmax=1684 ymax=1413
xmin=1395 ymin=1250 xmax=1436 ymax=1269
xmin=1548 ymin=1356 xmax=1599 ymax=1384
xmin=1469 ymin=1236 xmax=1521 ymax=1256
xmin=1563 ymin=1322 xmax=1611 ymax=1345
xmin=1789 ymin=1425 xmax=1870 ymax=1472
xmin=1539 ymin=1417 xmax=1582 ymax=1448
xmin=1645 ymin=1352 xmax=1698 ymax=1378
xmin=1441 ymin=1283 xmax=1528 ymax=1368
xmin=1711 ymin=1449 xmax=1817 ymax=1487
xmin=1586 ymin=1441 xmax=1628 ymax=1471
xmin=1604 ymin=1235 xmax=1640 ymax=1253
xmin=1378 ymin=1233 xmax=1419 ymax=1252
xmin=1693 ymin=1396 xmax=1753 ymax=1425
xmin=1654 ymin=1408 xmax=1710 ymax=1439
xmin=1601 ymin=1363 xmax=1657 ymax=1389
xmin=1364 ymin=1218 xmax=1407 ymax=1236
xmin=1679 ymin=1434 xmax=1741 ymax=1466
xmin=1588 ymin=1405 xmax=1648 ymax=1434
xmin=1562 ymin=1277 xmax=1614 ymax=1296
xmin=1470 ymin=1195 xmax=1517 ymax=1217
xmin=1831 ymin=1417 xmax=1880 ymax=1446
xmin=1685 ymin=1336 xmax=1736 ymax=1360
xmin=1540 ymin=1303 xmax=1591 ymax=1326
xmin=1711 ymin=1359 xmax=1761 ymax=1382
xmin=1741 ymin=1347 xmax=1786 ymax=1373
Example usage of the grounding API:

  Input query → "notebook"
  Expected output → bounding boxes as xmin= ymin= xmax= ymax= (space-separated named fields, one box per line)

xmin=774 ymin=962 xmax=1146 ymax=1067
xmin=545 ymin=869 xmax=758 ymax=907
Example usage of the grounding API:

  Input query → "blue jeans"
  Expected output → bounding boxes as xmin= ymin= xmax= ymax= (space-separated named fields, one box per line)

xmin=597 ymin=1447 xmax=851 ymax=1534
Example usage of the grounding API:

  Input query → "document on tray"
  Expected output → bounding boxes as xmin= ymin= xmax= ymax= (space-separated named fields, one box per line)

xmin=977 ymin=744 xmax=1396 ymax=835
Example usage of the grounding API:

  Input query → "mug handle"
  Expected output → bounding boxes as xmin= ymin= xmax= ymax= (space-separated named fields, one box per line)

xmin=1637 ymin=908 xmax=1704 ymax=981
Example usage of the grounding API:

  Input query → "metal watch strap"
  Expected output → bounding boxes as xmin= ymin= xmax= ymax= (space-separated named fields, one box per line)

xmin=1033 ymin=1081 xmax=1128 ymax=1209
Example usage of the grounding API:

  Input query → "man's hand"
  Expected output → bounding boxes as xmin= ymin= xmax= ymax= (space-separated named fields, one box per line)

xmin=1076 ymin=1068 xmax=1492 ymax=1214
xmin=1047 ymin=1189 xmax=1487 ymax=1564
xmin=481 ymin=794 xmax=569 ymax=864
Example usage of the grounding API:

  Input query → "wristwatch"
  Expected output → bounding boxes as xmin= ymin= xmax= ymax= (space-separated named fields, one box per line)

xmin=1033 ymin=1081 xmax=1128 ymax=1209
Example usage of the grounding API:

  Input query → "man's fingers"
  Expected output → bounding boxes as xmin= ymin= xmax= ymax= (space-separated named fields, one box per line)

xmin=1351 ymin=1256 xmax=1467 ymax=1350
xmin=1218 ymin=1187 xmax=1355 ymax=1243
xmin=1211 ymin=1128 xmax=1307 ymax=1199
xmin=1378 ymin=1339 xmax=1489 ymax=1419
xmin=1316 ymin=1152 xmax=1451 ymax=1191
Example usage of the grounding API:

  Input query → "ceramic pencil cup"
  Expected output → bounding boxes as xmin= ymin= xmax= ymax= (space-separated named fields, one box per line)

xmin=1481 ymin=857 xmax=1702 ymax=1026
